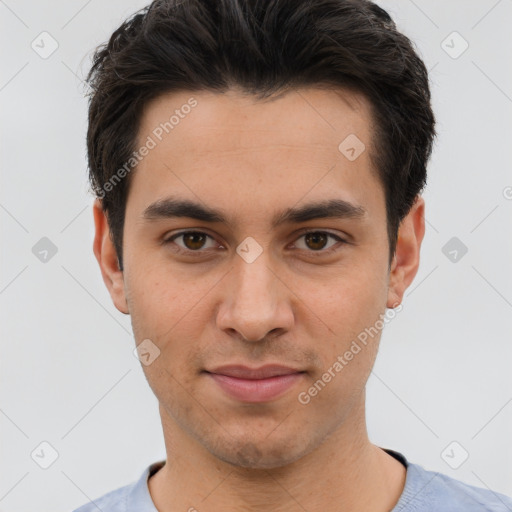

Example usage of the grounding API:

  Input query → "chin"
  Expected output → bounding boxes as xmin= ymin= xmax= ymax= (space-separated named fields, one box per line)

xmin=205 ymin=433 xmax=314 ymax=470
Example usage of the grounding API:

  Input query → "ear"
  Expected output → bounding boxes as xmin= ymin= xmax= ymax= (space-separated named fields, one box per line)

xmin=92 ymin=199 xmax=129 ymax=314
xmin=386 ymin=195 xmax=426 ymax=308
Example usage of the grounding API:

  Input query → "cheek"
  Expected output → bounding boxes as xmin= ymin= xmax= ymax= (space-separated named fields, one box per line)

xmin=126 ymin=266 xmax=218 ymax=403
xmin=126 ymin=261 xmax=213 ymax=339
xmin=309 ymin=263 xmax=387 ymax=337
xmin=301 ymin=264 xmax=387 ymax=393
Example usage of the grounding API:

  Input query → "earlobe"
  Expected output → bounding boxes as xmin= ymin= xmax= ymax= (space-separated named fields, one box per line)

xmin=386 ymin=196 xmax=425 ymax=309
xmin=92 ymin=199 xmax=130 ymax=315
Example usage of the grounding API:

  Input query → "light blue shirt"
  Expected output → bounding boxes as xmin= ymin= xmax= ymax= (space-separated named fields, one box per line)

xmin=72 ymin=449 xmax=512 ymax=511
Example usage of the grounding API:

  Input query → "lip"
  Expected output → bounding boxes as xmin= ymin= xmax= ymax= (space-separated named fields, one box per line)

xmin=205 ymin=365 xmax=305 ymax=403
xmin=207 ymin=364 xmax=303 ymax=379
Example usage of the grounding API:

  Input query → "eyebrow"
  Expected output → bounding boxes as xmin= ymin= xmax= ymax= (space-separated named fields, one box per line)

xmin=142 ymin=196 xmax=367 ymax=229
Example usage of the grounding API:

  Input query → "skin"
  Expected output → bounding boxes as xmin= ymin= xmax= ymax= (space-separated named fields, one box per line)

xmin=93 ymin=86 xmax=425 ymax=511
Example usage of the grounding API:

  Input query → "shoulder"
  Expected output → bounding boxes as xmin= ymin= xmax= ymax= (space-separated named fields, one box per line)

xmin=71 ymin=481 xmax=132 ymax=512
xmin=397 ymin=461 xmax=512 ymax=511
xmin=70 ymin=461 xmax=164 ymax=512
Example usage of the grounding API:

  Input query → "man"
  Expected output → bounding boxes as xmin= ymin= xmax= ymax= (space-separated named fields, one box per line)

xmin=73 ymin=0 xmax=512 ymax=510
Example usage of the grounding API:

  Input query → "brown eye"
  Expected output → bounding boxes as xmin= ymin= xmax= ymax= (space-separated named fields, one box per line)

xmin=165 ymin=231 xmax=217 ymax=253
xmin=304 ymin=232 xmax=329 ymax=251
xmin=181 ymin=232 xmax=208 ymax=250
xmin=294 ymin=231 xmax=344 ymax=254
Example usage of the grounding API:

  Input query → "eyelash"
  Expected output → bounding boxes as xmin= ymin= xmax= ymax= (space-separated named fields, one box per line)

xmin=163 ymin=230 xmax=346 ymax=258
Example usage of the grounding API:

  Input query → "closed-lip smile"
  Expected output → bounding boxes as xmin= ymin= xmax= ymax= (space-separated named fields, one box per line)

xmin=204 ymin=364 xmax=306 ymax=402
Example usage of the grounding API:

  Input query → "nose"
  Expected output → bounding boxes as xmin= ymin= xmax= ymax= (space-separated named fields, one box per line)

xmin=216 ymin=247 xmax=295 ymax=342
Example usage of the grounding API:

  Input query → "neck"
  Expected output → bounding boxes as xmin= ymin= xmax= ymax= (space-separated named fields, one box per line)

xmin=149 ymin=397 xmax=406 ymax=512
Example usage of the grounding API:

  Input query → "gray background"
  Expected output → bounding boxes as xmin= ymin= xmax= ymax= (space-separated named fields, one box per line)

xmin=1 ymin=0 xmax=511 ymax=510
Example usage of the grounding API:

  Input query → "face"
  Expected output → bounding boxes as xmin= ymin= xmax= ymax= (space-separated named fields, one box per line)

xmin=94 ymin=86 xmax=423 ymax=469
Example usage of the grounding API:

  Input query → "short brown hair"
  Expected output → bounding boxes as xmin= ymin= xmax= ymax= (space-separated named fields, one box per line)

xmin=86 ymin=0 xmax=436 ymax=270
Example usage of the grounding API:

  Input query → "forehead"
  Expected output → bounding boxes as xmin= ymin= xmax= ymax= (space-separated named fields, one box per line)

xmin=127 ymin=86 xmax=384 ymax=229
xmin=138 ymin=85 xmax=372 ymax=149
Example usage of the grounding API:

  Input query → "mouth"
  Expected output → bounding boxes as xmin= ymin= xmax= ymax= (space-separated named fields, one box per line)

xmin=204 ymin=365 xmax=306 ymax=403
